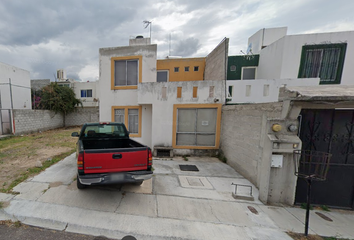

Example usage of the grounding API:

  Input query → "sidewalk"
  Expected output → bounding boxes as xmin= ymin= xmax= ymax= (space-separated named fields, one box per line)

xmin=1 ymin=154 xmax=353 ymax=239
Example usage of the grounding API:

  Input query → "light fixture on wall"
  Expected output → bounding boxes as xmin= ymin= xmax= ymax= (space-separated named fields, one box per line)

xmin=272 ymin=123 xmax=282 ymax=132
xmin=288 ymin=124 xmax=298 ymax=132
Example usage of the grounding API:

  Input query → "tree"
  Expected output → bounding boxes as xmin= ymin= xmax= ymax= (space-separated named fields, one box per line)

xmin=40 ymin=83 xmax=82 ymax=126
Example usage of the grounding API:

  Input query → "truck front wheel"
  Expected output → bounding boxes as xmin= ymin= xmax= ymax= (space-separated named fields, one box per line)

xmin=77 ymin=176 xmax=86 ymax=189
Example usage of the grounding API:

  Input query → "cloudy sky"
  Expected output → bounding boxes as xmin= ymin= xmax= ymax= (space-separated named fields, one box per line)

xmin=0 ymin=0 xmax=353 ymax=82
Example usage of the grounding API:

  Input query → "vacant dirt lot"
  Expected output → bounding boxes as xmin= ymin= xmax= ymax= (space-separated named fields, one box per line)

xmin=0 ymin=127 xmax=80 ymax=192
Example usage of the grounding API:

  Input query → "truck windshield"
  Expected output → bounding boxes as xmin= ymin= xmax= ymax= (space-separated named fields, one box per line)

xmin=81 ymin=124 xmax=128 ymax=138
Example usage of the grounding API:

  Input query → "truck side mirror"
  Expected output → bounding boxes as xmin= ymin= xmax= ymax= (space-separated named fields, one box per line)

xmin=71 ymin=132 xmax=79 ymax=137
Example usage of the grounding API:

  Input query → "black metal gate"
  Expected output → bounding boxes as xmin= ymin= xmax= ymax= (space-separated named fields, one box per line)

xmin=295 ymin=109 xmax=354 ymax=209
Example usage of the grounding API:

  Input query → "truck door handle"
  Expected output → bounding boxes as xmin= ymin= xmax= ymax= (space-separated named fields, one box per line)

xmin=112 ymin=154 xmax=122 ymax=159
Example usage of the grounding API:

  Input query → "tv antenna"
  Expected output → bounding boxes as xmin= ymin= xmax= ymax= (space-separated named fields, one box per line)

xmin=143 ymin=20 xmax=152 ymax=41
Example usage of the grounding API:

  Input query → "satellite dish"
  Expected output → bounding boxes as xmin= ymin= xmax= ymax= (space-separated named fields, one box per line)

xmin=246 ymin=43 xmax=252 ymax=54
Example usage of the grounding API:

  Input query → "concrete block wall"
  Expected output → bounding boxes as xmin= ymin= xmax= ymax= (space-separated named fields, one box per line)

xmin=65 ymin=107 xmax=99 ymax=127
xmin=220 ymin=103 xmax=282 ymax=186
xmin=204 ymin=38 xmax=229 ymax=81
xmin=13 ymin=109 xmax=63 ymax=135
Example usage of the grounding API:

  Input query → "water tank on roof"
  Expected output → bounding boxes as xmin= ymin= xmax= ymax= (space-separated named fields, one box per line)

xmin=136 ymin=35 xmax=144 ymax=39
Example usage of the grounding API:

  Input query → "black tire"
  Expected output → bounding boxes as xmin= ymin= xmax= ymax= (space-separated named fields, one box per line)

xmin=77 ymin=176 xmax=86 ymax=189
xmin=134 ymin=181 xmax=143 ymax=186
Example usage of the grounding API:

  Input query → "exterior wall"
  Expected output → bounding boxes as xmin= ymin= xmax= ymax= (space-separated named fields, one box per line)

xmin=72 ymin=81 xmax=99 ymax=107
xmin=221 ymin=103 xmax=283 ymax=185
xmin=13 ymin=110 xmax=63 ymax=135
xmin=138 ymin=80 xmax=225 ymax=151
xmin=99 ymin=44 xmax=157 ymax=145
xmin=226 ymin=78 xmax=319 ymax=104
xmin=0 ymin=62 xmax=31 ymax=110
xmin=257 ymin=31 xmax=354 ymax=85
xmin=65 ymin=107 xmax=99 ymax=127
xmin=31 ymin=79 xmax=50 ymax=91
xmin=248 ymin=27 xmax=287 ymax=54
xmin=256 ymin=37 xmax=285 ymax=80
xmin=221 ymin=102 xmax=303 ymax=205
xmin=227 ymin=55 xmax=259 ymax=80
xmin=204 ymin=38 xmax=229 ymax=81
xmin=156 ymin=58 xmax=205 ymax=82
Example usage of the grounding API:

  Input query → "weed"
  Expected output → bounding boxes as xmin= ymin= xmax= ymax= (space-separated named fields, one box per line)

xmin=183 ymin=155 xmax=189 ymax=161
xmin=2 ymin=182 xmax=6 ymax=186
xmin=13 ymin=221 xmax=21 ymax=228
xmin=320 ymin=205 xmax=330 ymax=211
xmin=300 ymin=203 xmax=313 ymax=210
xmin=0 ymin=202 xmax=3 ymax=209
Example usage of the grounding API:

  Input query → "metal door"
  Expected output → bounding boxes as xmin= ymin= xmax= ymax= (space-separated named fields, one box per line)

xmin=295 ymin=109 xmax=354 ymax=209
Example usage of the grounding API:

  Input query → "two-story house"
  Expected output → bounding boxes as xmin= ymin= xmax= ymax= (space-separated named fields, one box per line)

xmin=98 ymin=37 xmax=228 ymax=156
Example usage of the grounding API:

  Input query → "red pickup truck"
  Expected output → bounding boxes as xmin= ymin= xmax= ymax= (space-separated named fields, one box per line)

xmin=71 ymin=122 xmax=153 ymax=189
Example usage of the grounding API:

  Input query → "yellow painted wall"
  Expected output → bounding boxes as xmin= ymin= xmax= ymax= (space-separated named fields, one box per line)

xmin=157 ymin=58 xmax=205 ymax=82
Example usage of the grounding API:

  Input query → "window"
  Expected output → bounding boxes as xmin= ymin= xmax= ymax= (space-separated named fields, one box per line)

xmin=185 ymin=66 xmax=189 ymax=72
xmin=228 ymin=86 xmax=233 ymax=97
xmin=241 ymin=67 xmax=257 ymax=80
xmin=194 ymin=66 xmax=199 ymax=71
xmin=112 ymin=106 xmax=142 ymax=137
xmin=114 ymin=60 xmax=138 ymax=86
xmin=209 ymin=86 xmax=214 ymax=98
xmin=174 ymin=67 xmax=179 ymax=72
xmin=111 ymin=56 xmax=142 ymax=90
xmin=157 ymin=70 xmax=168 ymax=82
xmin=81 ymin=89 xmax=92 ymax=98
xmin=177 ymin=87 xmax=182 ymax=98
xmin=193 ymin=87 xmax=198 ymax=98
xmin=298 ymin=43 xmax=347 ymax=84
xmin=173 ymin=104 xmax=222 ymax=149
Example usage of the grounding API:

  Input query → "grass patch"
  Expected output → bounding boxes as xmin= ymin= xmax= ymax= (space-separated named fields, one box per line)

xmin=0 ymin=150 xmax=75 ymax=193
xmin=0 ymin=202 xmax=3 ymax=209
xmin=320 ymin=205 xmax=330 ymax=211
xmin=300 ymin=203 xmax=313 ymax=210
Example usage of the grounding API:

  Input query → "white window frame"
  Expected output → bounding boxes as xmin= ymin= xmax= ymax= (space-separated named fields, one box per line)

xmin=241 ymin=66 xmax=257 ymax=80
xmin=81 ymin=89 xmax=93 ymax=98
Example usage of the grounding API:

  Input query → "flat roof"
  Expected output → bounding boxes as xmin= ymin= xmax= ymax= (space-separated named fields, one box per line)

xmin=280 ymin=85 xmax=354 ymax=101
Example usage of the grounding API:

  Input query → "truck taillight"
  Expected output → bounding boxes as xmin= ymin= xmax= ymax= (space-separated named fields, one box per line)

xmin=148 ymin=149 xmax=152 ymax=166
xmin=78 ymin=153 xmax=84 ymax=170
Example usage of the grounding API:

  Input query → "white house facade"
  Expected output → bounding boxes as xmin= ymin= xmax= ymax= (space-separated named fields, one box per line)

xmin=99 ymin=37 xmax=227 ymax=155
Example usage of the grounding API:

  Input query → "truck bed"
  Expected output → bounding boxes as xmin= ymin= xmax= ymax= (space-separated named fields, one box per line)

xmin=82 ymin=138 xmax=144 ymax=150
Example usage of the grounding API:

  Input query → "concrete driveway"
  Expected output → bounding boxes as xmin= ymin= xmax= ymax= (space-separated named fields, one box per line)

xmin=1 ymin=154 xmax=354 ymax=240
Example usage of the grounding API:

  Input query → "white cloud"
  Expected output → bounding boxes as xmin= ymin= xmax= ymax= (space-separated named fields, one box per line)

xmin=0 ymin=0 xmax=353 ymax=80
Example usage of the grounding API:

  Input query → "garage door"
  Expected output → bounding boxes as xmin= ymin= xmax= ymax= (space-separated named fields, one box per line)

xmin=295 ymin=109 xmax=354 ymax=209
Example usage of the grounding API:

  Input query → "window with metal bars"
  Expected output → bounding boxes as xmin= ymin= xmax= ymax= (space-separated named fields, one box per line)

xmin=176 ymin=108 xmax=217 ymax=146
xmin=298 ymin=43 xmax=347 ymax=84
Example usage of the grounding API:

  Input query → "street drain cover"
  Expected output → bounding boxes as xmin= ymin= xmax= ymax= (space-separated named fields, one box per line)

xmin=315 ymin=212 xmax=333 ymax=222
xmin=179 ymin=165 xmax=199 ymax=171
xmin=247 ymin=206 xmax=259 ymax=215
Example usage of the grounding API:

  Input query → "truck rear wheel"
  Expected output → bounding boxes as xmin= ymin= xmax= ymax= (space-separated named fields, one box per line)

xmin=77 ymin=176 xmax=86 ymax=189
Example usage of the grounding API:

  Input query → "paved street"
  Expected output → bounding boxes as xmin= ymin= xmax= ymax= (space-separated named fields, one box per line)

xmin=1 ymin=153 xmax=354 ymax=239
